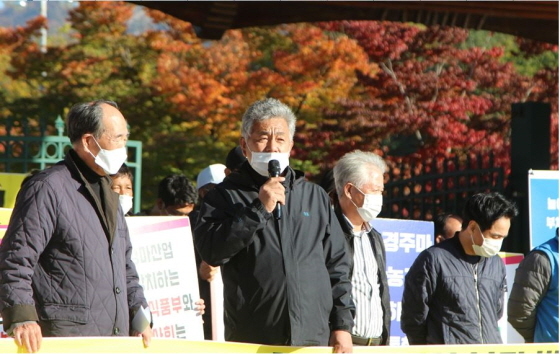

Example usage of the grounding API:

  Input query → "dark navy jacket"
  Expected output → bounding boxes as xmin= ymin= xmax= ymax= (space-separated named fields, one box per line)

xmin=401 ymin=235 xmax=506 ymax=344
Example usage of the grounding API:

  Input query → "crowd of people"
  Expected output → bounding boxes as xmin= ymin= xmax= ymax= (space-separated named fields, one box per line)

xmin=0 ymin=98 xmax=557 ymax=353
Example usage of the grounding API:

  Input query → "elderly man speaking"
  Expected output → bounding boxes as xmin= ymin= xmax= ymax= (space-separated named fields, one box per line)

xmin=194 ymin=98 xmax=355 ymax=352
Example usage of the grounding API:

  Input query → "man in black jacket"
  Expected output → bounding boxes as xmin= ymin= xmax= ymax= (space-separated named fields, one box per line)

xmin=332 ymin=150 xmax=391 ymax=346
xmin=194 ymin=98 xmax=354 ymax=352
xmin=0 ymin=100 xmax=152 ymax=353
xmin=401 ymin=192 xmax=518 ymax=344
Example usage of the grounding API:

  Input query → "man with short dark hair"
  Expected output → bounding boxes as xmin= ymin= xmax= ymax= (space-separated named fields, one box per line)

xmin=0 ymin=100 xmax=152 ymax=353
xmin=224 ymin=145 xmax=246 ymax=176
xmin=434 ymin=213 xmax=463 ymax=244
xmin=401 ymin=192 xmax=518 ymax=344
xmin=110 ymin=163 xmax=134 ymax=216
xmin=151 ymin=174 xmax=197 ymax=216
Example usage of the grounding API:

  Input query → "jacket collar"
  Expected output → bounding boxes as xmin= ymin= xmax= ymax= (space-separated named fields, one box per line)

xmin=66 ymin=149 xmax=102 ymax=185
xmin=64 ymin=150 xmax=119 ymax=244
xmin=335 ymin=206 xmax=355 ymax=241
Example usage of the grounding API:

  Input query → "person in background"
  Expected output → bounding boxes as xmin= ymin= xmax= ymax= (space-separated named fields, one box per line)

xmin=196 ymin=164 xmax=227 ymax=202
xmin=224 ymin=145 xmax=247 ymax=176
xmin=112 ymin=169 xmax=207 ymax=319
xmin=434 ymin=213 xmax=463 ymax=244
xmin=110 ymin=164 xmax=134 ymax=216
xmin=319 ymin=169 xmax=336 ymax=206
xmin=150 ymin=174 xmax=197 ymax=216
xmin=191 ymin=163 xmax=227 ymax=340
xmin=332 ymin=150 xmax=391 ymax=346
xmin=0 ymin=100 xmax=152 ymax=353
xmin=194 ymin=98 xmax=354 ymax=352
xmin=401 ymin=192 xmax=518 ymax=344
xmin=508 ymin=228 xmax=558 ymax=343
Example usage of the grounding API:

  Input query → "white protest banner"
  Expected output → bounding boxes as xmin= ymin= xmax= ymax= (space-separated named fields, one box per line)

xmin=127 ymin=216 xmax=203 ymax=340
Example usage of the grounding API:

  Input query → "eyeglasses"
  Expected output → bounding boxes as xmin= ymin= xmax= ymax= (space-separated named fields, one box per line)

xmin=103 ymin=132 xmax=130 ymax=144
xmin=351 ymin=184 xmax=383 ymax=195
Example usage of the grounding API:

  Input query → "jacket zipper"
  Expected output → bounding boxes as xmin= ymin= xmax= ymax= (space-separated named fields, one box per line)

xmin=473 ymin=263 xmax=483 ymax=343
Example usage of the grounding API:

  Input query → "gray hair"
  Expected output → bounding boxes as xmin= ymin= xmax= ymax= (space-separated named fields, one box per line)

xmin=67 ymin=100 xmax=119 ymax=143
xmin=333 ymin=150 xmax=387 ymax=197
xmin=241 ymin=98 xmax=296 ymax=140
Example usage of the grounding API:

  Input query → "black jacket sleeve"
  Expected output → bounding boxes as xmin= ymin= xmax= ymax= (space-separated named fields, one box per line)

xmin=324 ymin=207 xmax=355 ymax=332
xmin=194 ymin=187 xmax=272 ymax=266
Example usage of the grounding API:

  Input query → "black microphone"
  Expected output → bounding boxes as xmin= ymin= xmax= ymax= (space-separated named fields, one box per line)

xmin=268 ymin=159 xmax=282 ymax=220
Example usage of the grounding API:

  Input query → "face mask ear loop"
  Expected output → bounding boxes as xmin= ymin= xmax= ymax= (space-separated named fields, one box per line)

xmin=87 ymin=136 xmax=101 ymax=159
xmin=347 ymin=184 xmax=361 ymax=209
xmin=476 ymin=224 xmax=485 ymax=244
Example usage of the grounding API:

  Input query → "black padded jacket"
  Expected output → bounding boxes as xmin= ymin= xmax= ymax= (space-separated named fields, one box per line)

xmin=194 ymin=162 xmax=354 ymax=346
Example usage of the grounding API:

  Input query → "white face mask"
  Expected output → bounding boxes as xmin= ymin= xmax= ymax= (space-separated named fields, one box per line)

xmin=471 ymin=225 xmax=503 ymax=257
xmin=119 ymin=194 xmax=133 ymax=215
xmin=247 ymin=146 xmax=290 ymax=177
xmin=89 ymin=137 xmax=128 ymax=175
xmin=350 ymin=185 xmax=383 ymax=222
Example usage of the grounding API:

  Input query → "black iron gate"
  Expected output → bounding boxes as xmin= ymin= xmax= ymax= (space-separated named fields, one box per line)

xmin=381 ymin=153 xmax=505 ymax=221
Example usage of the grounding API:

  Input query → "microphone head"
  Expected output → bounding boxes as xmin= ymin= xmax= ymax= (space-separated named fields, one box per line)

xmin=268 ymin=159 xmax=281 ymax=176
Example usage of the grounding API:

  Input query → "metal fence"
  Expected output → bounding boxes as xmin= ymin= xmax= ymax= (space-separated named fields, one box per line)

xmin=380 ymin=153 xmax=505 ymax=221
xmin=0 ymin=116 xmax=143 ymax=213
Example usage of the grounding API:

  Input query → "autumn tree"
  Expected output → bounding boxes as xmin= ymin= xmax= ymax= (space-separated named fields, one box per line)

xmin=144 ymin=20 xmax=376 ymax=178
xmin=0 ymin=3 xmax=556 ymax=211
xmin=303 ymin=21 xmax=558 ymax=179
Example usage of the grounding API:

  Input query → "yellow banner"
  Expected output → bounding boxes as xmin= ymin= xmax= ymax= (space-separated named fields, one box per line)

xmin=0 ymin=173 xmax=26 ymax=209
xmin=0 ymin=208 xmax=13 ymax=239
xmin=0 ymin=337 xmax=557 ymax=353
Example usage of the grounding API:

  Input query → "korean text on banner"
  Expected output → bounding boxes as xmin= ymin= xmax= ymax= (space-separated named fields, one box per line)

xmin=127 ymin=216 xmax=203 ymax=340
xmin=372 ymin=218 xmax=434 ymax=346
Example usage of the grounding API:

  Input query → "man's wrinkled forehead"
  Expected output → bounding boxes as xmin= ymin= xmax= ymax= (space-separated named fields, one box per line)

xmin=252 ymin=126 xmax=288 ymax=135
xmin=250 ymin=117 xmax=289 ymax=135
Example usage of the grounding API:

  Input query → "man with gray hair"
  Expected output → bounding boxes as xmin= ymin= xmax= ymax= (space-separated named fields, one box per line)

xmin=333 ymin=150 xmax=391 ymax=346
xmin=0 ymin=100 xmax=152 ymax=353
xmin=194 ymin=98 xmax=354 ymax=351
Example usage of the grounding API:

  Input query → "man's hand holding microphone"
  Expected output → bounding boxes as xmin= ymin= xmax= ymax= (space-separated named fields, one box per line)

xmin=258 ymin=160 xmax=284 ymax=219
